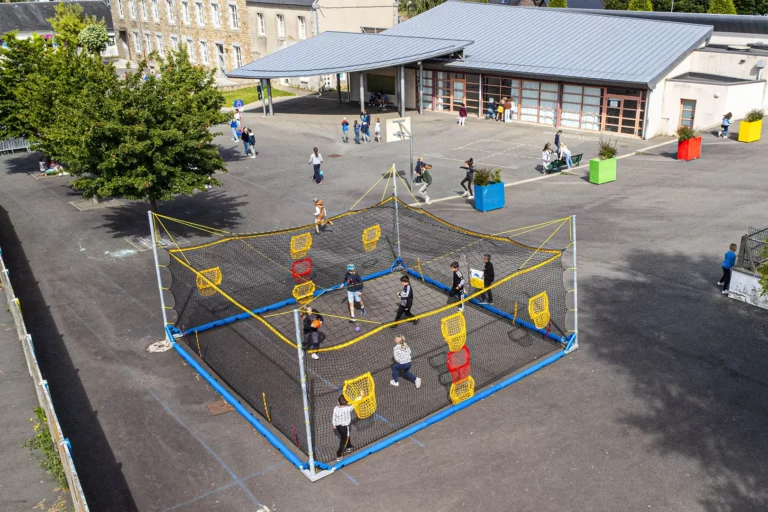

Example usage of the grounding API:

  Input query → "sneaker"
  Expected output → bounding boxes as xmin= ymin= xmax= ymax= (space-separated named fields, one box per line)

xmin=415 ymin=377 xmax=422 ymax=388
xmin=478 ymin=300 xmax=488 ymax=304
xmin=311 ymin=353 xmax=319 ymax=360
xmin=717 ymin=281 xmax=724 ymax=285
xmin=722 ymin=290 xmax=729 ymax=294
xmin=250 ymin=155 xmax=256 ymax=159
xmin=425 ymin=199 xmax=432 ymax=205
xmin=349 ymin=317 xmax=355 ymax=323
xmin=390 ymin=380 xmax=399 ymax=386
xmin=461 ymin=191 xmax=469 ymax=197
xmin=488 ymin=301 xmax=494 ymax=305
xmin=361 ymin=307 xmax=366 ymax=316
xmin=717 ymin=131 xmax=722 ymax=137
xmin=336 ymin=455 xmax=343 ymax=461
xmin=345 ymin=446 xmax=354 ymax=453
xmin=468 ymin=195 xmax=474 ymax=199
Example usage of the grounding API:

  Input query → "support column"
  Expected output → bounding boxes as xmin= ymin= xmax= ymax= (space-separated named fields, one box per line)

xmin=336 ymin=73 xmax=342 ymax=104
xmin=267 ymin=79 xmax=274 ymax=116
xmin=148 ymin=211 xmax=170 ymax=334
xmin=418 ymin=62 xmax=423 ymax=115
xmin=260 ymin=78 xmax=267 ymax=117
xmin=478 ymin=73 xmax=483 ymax=118
xmin=399 ymin=65 xmax=405 ymax=117
xmin=359 ymin=72 xmax=365 ymax=110
xmin=293 ymin=309 xmax=316 ymax=476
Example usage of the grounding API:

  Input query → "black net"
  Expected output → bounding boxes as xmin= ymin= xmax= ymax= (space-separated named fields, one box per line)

xmin=163 ymin=198 xmax=570 ymax=464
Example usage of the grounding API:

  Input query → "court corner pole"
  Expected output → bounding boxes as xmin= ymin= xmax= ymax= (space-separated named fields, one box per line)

xmin=148 ymin=211 xmax=170 ymax=338
xmin=567 ymin=214 xmax=578 ymax=353
xmin=392 ymin=163 xmax=402 ymax=261
xmin=294 ymin=309 xmax=317 ymax=478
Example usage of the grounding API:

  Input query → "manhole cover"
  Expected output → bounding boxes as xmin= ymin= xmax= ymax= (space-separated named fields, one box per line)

xmin=328 ymin=154 xmax=342 ymax=158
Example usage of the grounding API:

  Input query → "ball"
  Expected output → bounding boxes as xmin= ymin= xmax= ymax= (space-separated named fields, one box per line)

xmin=355 ymin=326 xmax=361 ymax=332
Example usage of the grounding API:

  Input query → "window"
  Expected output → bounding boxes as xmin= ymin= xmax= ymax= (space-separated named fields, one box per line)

xmin=166 ymin=0 xmax=176 ymax=22
xmin=181 ymin=1 xmax=190 ymax=23
xmin=151 ymin=0 xmax=159 ymax=21
xmin=560 ymin=84 xmax=603 ymax=132
xmin=211 ymin=3 xmax=221 ymax=27
xmin=140 ymin=0 xmax=148 ymax=20
xmin=186 ymin=37 xmax=195 ymax=61
xmin=298 ymin=16 xmax=306 ymax=39
xmin=195 ymin=1 xmax=204 ymax=25
xmin=129 ymin=0 xmax=136 ymax=18
xmin=200 ymin=40 xmax=209 ymax=64
xmin=277 ymin=14 xmax=285 ymax=38
xmin=215 ymin=42 xmax=226 ymax=73
xmin=117 ymin=0 xmax=124 ymax=17
xmin=133 ymin=30 xmax=141 ymax=51
xmin=257 ymin=13 xmax=265 ymax=35
xmin=229 ymin=4 xmax=238 ymax=28
xmin=144 ymin=33 xmax=153 ymax=52
xmin=232 ymin=44 xmax=242 ymax=68
xmin=170 ymin=35 xmax=179 ymax=51
xmin=156 ymin=34 xmax=165 ymax=56
xmin=680 ymin=99 xmax=696 ymax=129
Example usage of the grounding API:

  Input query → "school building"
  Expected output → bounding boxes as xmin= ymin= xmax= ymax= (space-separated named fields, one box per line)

xmin=228 ymin=2 xmax=768 ymax=138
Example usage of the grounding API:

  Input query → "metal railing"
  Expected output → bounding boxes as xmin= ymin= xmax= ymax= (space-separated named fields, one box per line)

xmin=0 ymin=137 xmax=32 ymax=154
xmin=0 ymin=248 xmax=89 ymax=511
xmin=738 ymin=226 xmax=768 ymax=273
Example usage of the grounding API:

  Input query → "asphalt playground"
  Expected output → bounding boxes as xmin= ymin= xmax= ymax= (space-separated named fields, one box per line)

xmin=1 ymin=94 xmax=767 ymax=511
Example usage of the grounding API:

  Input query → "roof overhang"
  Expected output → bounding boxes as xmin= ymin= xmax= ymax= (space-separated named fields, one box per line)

xmin=227 ymin=31 xmax=473 ymax=79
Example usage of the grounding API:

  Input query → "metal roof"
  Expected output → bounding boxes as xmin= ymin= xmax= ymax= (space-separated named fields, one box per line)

xmin=227 ymin=31 xmax=472 ymax=79
xmin=0 ymin=1 xmax=113 ymax=35
xmin=575 ymin=9 xmax=768 ymax=34
xmin=385 ymin=2 xmax=712 ymax=88
xmin=245 ymin=0 xmax=315 ymax=8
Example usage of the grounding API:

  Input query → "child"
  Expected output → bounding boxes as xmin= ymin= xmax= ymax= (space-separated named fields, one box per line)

xmin=247 ymin=128 xmax=257 ymax=158
xmin=341 ymin=117 xmax=349 ymax=143
xmin=560 ymin=143 xmax=573 ymax=169
xmin=459 ymin=158 xmax=475 ymax=198
xmin=496 ymin=100 xmax=504 ymax=122
xmin=394 ymin=275 xmax=416 ymax=324
xmin=479 ymin=254 xmax=494 ymax=304
xmin=342 ymin=263 xmax=366 ymax=321
xmin=353 ymin=120 xmax=361 ymax=144
xmin=332 ymin=395 xmax=355 ymax=461
xmin=234 ymin=108 xmax=242 ymax=129
xmin=313 ymin=198 xmax=333 ymax=233
xmin=230 ymin=117 xmax=239 ymax=141
xmin=390 ymin=335 xmax=422 ymax=388
xmin=362 ymin=119 xmax=371 ymax=143
xmin=449 ymin=261 xmax=466 ymax=311
xmin=308 ymin=147 xmax=323 ymax=184
xmin=300 ymin=306 xmax=323 ymax=360
xmin=718 ymin=113 xmax=732 ymax=138
xmin=419 ymin=165 xmax=433 ymax=205
xmin=554 ymin=130 xmax=562 ymax=151
xmin=374 ymin=118 xmax=381 ymax=143
xmin=541 ymin=143 xmax=552 ymax=174
xmin=718 ymin=243 xmax=737 ymax=294
xmin=414 ymin=157 xmax=426 ymax=183
xmin=458 ymin=105 xmax=467 ymax=126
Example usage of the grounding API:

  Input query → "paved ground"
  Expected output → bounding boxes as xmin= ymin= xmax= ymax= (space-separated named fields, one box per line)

xmin=0 ymin=95 xmax=766 ymax=511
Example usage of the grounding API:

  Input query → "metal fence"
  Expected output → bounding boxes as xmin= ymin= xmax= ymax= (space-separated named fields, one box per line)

xmin=738 ymin=226 xmax=768 ymax=273
xmin=0 ymin=248 xmax=89 ymax=511
xmin=0 ymin=137 xmax=32 ymax=154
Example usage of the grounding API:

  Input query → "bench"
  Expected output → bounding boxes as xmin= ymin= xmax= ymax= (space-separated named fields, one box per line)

xmin=546 ymin=153 xmax=583 ymax=174
xmin=0 ymin=137 xmax=32 ymax=154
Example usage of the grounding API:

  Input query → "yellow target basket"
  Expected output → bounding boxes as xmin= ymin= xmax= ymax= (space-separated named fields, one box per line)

xmin=362 ymin=224 xmax=381 ymax=252
xmin=528 ymin=291 xmax=551 ymax=329
xmin=290 ymin=233 xmax=313 ymax=260
xmin=441 ymin=311 xmax=466 ymax=352
xmin=450 ymin=376 xmax=475 ymax=404
xmin=196 ymin=266 xmax=222 ymax=297
xmin=292 ymin=280 xmax=316 ymax=304
xmin=343 ymin=372 xmax=377 ymax=419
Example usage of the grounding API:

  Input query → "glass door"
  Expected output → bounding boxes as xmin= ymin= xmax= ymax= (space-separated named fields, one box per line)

xmin=435 ymin=71 xmax=450 ymax=111
xmin=418 ymin=71 xmax=434 ymax=110
xmin=451 ymin=74 xmax=466 ymax=111
xmin=604 ymin=96 xmax=641 ymax=135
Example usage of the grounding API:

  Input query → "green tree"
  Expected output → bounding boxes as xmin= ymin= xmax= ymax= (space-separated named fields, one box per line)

xmin=708 ymin=0 xmax=738 ymax=12
xmin=549 ymin=0 xmax=568 ymax=7
xmin=78 ymin=23 xmax=109 ymax=55
xmin=627 ymin=0 xmax=654 ymax=10
xmin=47 ymin=2 xmax=107 ymax=47
xmin=605 ymin=0 xmax=629 ymax=9
xmin=400 ymin=0 xmax=446 ymax=18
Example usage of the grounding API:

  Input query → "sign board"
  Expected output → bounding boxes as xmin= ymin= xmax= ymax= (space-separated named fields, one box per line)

xmin=233 ymin=99 xmax=244 ymax=108
xmin=608 ymin=100 xmax=620 ymax=108
xmin=385 ymin=117 xmax=411 ymax=143
xmin=727 ymin=268 xmax=768 ymax=310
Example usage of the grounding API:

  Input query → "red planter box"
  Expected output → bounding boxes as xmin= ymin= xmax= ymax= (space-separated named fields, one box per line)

xmin=677 ymin=136 xmax=702 ymax=161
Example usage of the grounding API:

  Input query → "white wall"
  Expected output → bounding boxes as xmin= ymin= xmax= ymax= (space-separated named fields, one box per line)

xmin=644 ymin=85 xmax=664 ymax=139
xmin=690 ymin=50 xmax=766 ymax=81
xmin=710 ymin=32 xmax=768 ymax=46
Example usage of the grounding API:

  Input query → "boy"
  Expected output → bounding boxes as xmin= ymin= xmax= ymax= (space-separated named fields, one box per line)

xmin=342 ymin=264 xmax=365 ymax=321
xmin=301 ymin=307 xmax=323 ymax=360
xmin=313 ymin=198 xmax=333 ymax=233
xmin=554 ymin=130 xmax=563 ymax=151
xmin=394 ymin=275 xmax=416 ymax=324
xmin=419 ymin=165 xmax=433 ymax=205
xmin=449 ymin=261 xmax=466 ymax=311
xmin=332 ymin=396 xmax=355 ymax=461
xmin=390 ymin=335 xmax=422 ymax=388
xmin=341 ymin=117 xmax=349 ymax=143
xmin=718 ymin=243 xmax=737 ymax=294
xmin=479 ymin=254 xmax=494 ymax=304
xmin=414 ymin=157 xmax=426 ymax=183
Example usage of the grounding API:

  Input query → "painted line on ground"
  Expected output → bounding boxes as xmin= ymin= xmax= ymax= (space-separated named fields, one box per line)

xmin=341 ymin=470 xmax=360 ymax=486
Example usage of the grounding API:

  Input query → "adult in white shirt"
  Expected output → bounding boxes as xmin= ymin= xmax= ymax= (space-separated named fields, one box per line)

xmin=308 ymin=147 xmax=323 ymax=184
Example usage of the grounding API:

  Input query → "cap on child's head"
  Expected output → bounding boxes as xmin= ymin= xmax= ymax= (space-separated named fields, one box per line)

xmin=347 ymin=264 xmax=356 ymax=271
xmin=451 ymin=261 xmax=459 ymax=269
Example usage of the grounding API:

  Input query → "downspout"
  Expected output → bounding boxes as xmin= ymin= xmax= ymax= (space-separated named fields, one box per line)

xmin=312 ymin=0 xmax=319 ymax=36
xmin=642 ymin=87 xmax=652 ymax=141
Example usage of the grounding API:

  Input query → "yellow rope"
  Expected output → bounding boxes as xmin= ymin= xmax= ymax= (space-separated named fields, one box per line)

xmin=516 ymin=219 xmax=569 ymax=271
xmin=349 ymin=165 xmax=393 ymax=211
xmin=381 ymin=169 xmax=393 ymax=203
xmin=394 ymin=168 xmax=421 ymax=206
xmin=155 ymin=215 xmax=192 ymax=266
xmin=492 ymin=217 xmax=571 ymax=236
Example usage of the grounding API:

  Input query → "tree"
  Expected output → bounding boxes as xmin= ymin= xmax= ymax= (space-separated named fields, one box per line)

xmin=605 ymin=0 xmax=629 ymax=8
xmin=708 ymin=0 xmax=738 ymax=12
xmin=549 ymin=0 xmax=568 ymax=7
xmin=627 ymin=0 xmax=653 ymax=10
xmin=400 ymin=0 xmax=446 ymax=18
xmin=78 ymin=24 xmax=109 ymax=55
xmin=47 ymin=2 xmax=107 ymax=47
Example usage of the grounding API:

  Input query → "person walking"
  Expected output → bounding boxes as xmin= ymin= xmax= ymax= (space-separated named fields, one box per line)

xmin=308 ymin=147 xmax=323 ymax=184
xmin=496 ymin=100 xmax=505 ymax=122
xmin=353 ymin=120 xmax=361 ymax=144
xmin=361 ymin=117 xmax=371 ymax=143
xmin=341 ymin=117 xmax=349 ymax=143
xmin=394 ymin=275 xmax=416 ymax=324
xmin=718 ymin=113 xmax=733 ymax=138
xmin=342 ymin=263 xmax=366 ymax=321
xmin=459 ymin=158 xmax=475 ymax=198
xmin=560 ymin=143 xmax=573 ymax=169
xmin=301 ymin=306 xmax=323 ymax=360
xmin=240 ymin=128 xmax=252 ymax=157
xmin=234 ymin=108 xmax=242 ymax=129
xmin=374 ymin=118 xmax=382 ymax=143
xmin=419 ymin=164 xmax=433 ymax=205
xmin=478 ymin=254 xmax=494 ymax=304
xmin=414 ymin=156 xmax=427 ymax=183
xmin=541 ymin=143 xmax=553 ymax=174
xmin=486 ymin=99 xmax=496 ymax=119
xmin=718 ymin=243 xmax=737 ymax=294
xmin=247 ymin=128 xmax=257 ymax=158
xmin=332 ymin=396 xmax=355 ymax=461
xmin=504 ymin=97 xmax=512 ymax=122
xmin=390 ymin=335 xmax=422 ymax=388
xmin=449 ymin=261 xmax=466 ymax=311
xmin=313 ymin=198 xmax=333 ymax=233
xmin=458 ymin=105 xmax=467 ymax=126
xmin=554 ymin=130 xmax=563 ymax=152
xmin=230 ymin=117 xmax=239 ymax=142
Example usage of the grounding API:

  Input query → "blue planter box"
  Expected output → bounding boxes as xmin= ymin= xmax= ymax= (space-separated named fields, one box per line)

xmin=473 ymin=182 xmax=505 ymax=212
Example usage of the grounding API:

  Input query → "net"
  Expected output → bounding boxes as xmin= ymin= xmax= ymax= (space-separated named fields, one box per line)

xmin=159 ymin=197 xmax=571 ymax=464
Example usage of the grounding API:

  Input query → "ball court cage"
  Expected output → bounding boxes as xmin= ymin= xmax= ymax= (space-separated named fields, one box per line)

xmin=150 ymin=165 xmax=578 ymax=481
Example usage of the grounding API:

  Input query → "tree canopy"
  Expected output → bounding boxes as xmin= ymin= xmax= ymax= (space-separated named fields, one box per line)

xmin=549 ymin=0 xmax=568 ymax=8
xmin=708 ymin=0 xmax=738 ymax=13
xmin=627 ymin=0 xmax=654 ymax=10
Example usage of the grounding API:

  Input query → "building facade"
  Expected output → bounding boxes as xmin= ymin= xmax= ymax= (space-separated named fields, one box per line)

xmin=111 ymin=0 xmax=252 ymax=77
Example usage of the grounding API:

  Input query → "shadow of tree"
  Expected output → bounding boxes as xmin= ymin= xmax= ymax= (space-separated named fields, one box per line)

xmin=2 ymin=150 xmax=44 ymax=174
xmin=585 ymin=249 xmax=768 ymax=511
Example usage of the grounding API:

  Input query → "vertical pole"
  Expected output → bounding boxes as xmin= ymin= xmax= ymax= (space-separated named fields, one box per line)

xmin=399 ymin=65 xmax=405 ymax=117
xmin=409 ymin=134 xmax=414 ymax=191
xmin=267 ymin=79 xmax=274 ymax=116
xmin=478 ymin=73 xmax=483 ymax=118
xmin=336 ymin=73 xmax=342 ymax=104
xmin=359 ymin=72 xmax=365 ymax=111
xmin=418 ymin=62 xmax=423 ymax=115
xmin=392 ymin=163 xmax=402 ymax=260
xmin=294 ymin=309 xmax=316 ymax=475
xmin=148 ymin=211 xmax=170 ymax=334
xmin=260 ymin=78 xmax=267 ymax=117
xmin=569 ymin=215 xmax=578 ymax=352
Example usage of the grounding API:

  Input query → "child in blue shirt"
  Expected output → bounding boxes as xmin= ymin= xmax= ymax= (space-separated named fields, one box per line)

xmin=718 ymin=243 xmax=737 ymax=294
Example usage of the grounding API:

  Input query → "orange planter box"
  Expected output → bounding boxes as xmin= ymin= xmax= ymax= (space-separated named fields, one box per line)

xmin=677 ymin=136 xmax=702 ymax=161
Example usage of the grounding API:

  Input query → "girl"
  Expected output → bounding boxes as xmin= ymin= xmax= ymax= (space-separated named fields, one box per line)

xmin=458 ymin=105 xmax=467 ymax=126
xmin=353 ymin=120 xmax=361 ymax=144
xmin=247 ymin=128 xmax=257 ymax=158
xmin=308 ymin=147 xmax=323 ymax=184
xmin=362 ymin=118 xmax=371 ymax=143
xmin=459 ymin=158 xmax=475 ymax=198
xmin=496 ymin=100 xmax=505 ymax=122
xmin=313 ymin=198 xmax=333 ymax=233
xmin=719 ymin=112 xmax=732 ymax=138
xmin=300 ymin=306 xmax=323 ymax=359
xmin=374 ymin=118 xmax=381 ymax=143
xmin=541 ymin=143 xmax=552 ymax=174
xmin=390 ymin=335 xmax=422 ymax=388
xmin=332 ymin=395 xmax=355 ymax=460
xmin=341 ymin=117 xmax=349 ymax=143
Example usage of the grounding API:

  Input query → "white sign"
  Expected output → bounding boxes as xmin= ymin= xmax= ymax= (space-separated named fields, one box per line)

xmin=727 ymin=268 xmax=768 ymax=311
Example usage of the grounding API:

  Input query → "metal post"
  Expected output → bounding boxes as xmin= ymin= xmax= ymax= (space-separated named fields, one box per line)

xmin=260 ymin=78 xmax=267 ymax=117
xmin=478 ymin=73 xmax=483 ymax=118
xmin=418 ymin=62 xmax=423 ymax=115
xmin=336 ymin=73 xmax=342 ymax=104
xmin=568 ymin=215 xmax=578 ymax=353
xmin=267 ymin=79 xmax=274 ymax=116
xmin=148 ymin=211 xmax=170 ymax=334
xmin=392 ymin=163 xmax=402 ymax=260
xmin=399 ymin=65 xmax=405 ymax=117
xmin=294 ymin=309 xmax=316 ymax=476
xmin=409 ymin=136 xmax=414 ymax=191
xmin=359 ymin=72 xmax=365 ymax=110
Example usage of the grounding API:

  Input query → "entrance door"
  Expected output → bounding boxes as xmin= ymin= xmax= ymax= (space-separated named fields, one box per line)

xmin=603 ymin=96 xmax=641 ymax=135
xmin=451 ymin=75 xmax=465 ymax=111
xmin=119 ymin=30 xmax=129 ymax=60
xmin=215 ymin=43 xmax=226 ymax=74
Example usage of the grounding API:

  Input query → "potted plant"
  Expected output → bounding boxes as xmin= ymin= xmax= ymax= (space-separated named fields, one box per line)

xmin=738 ymin=109 xmax=764 ymax=143
xmin=473 ymin=167 xmax=504 ymax=212
xmin=676 ymin=126 xmax=702 ymax=161
xmin=589 ymin=138 xmax=617 ymax=185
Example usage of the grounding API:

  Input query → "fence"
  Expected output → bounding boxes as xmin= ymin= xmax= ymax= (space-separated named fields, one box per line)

xmin=0 ymin=137 xmax=32 ymax=154
xmin=0 ymin=248 xmax=89 ymax=511
xmin=738 ymin=226 xmax=768 ymax=273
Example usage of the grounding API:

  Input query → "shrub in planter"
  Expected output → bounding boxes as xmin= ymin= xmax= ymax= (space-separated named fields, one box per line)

xmin=739 ymin=109 xmax=764 ymax=143
xmin=473 ymin=167 xmax=504 ymax=212
xmin=676 ymin=126 xmax=702 ymax=161
xmin=589 ymin=138 xmax=618 ymax=185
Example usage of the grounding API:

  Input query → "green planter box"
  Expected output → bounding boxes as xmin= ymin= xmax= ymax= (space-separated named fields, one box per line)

xmin=589 ymin=158 xmax=616 ymax=185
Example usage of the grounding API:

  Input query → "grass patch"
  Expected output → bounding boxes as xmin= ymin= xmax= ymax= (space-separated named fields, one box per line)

xmin=221 ymin=86 xmax=295 ymax=108
xmin=24 ymin=407 xmax=68 ymax=490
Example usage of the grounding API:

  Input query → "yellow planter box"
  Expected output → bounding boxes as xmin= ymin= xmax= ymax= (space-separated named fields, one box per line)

xmin=738 ymin=119 xmax=762 ymax=143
